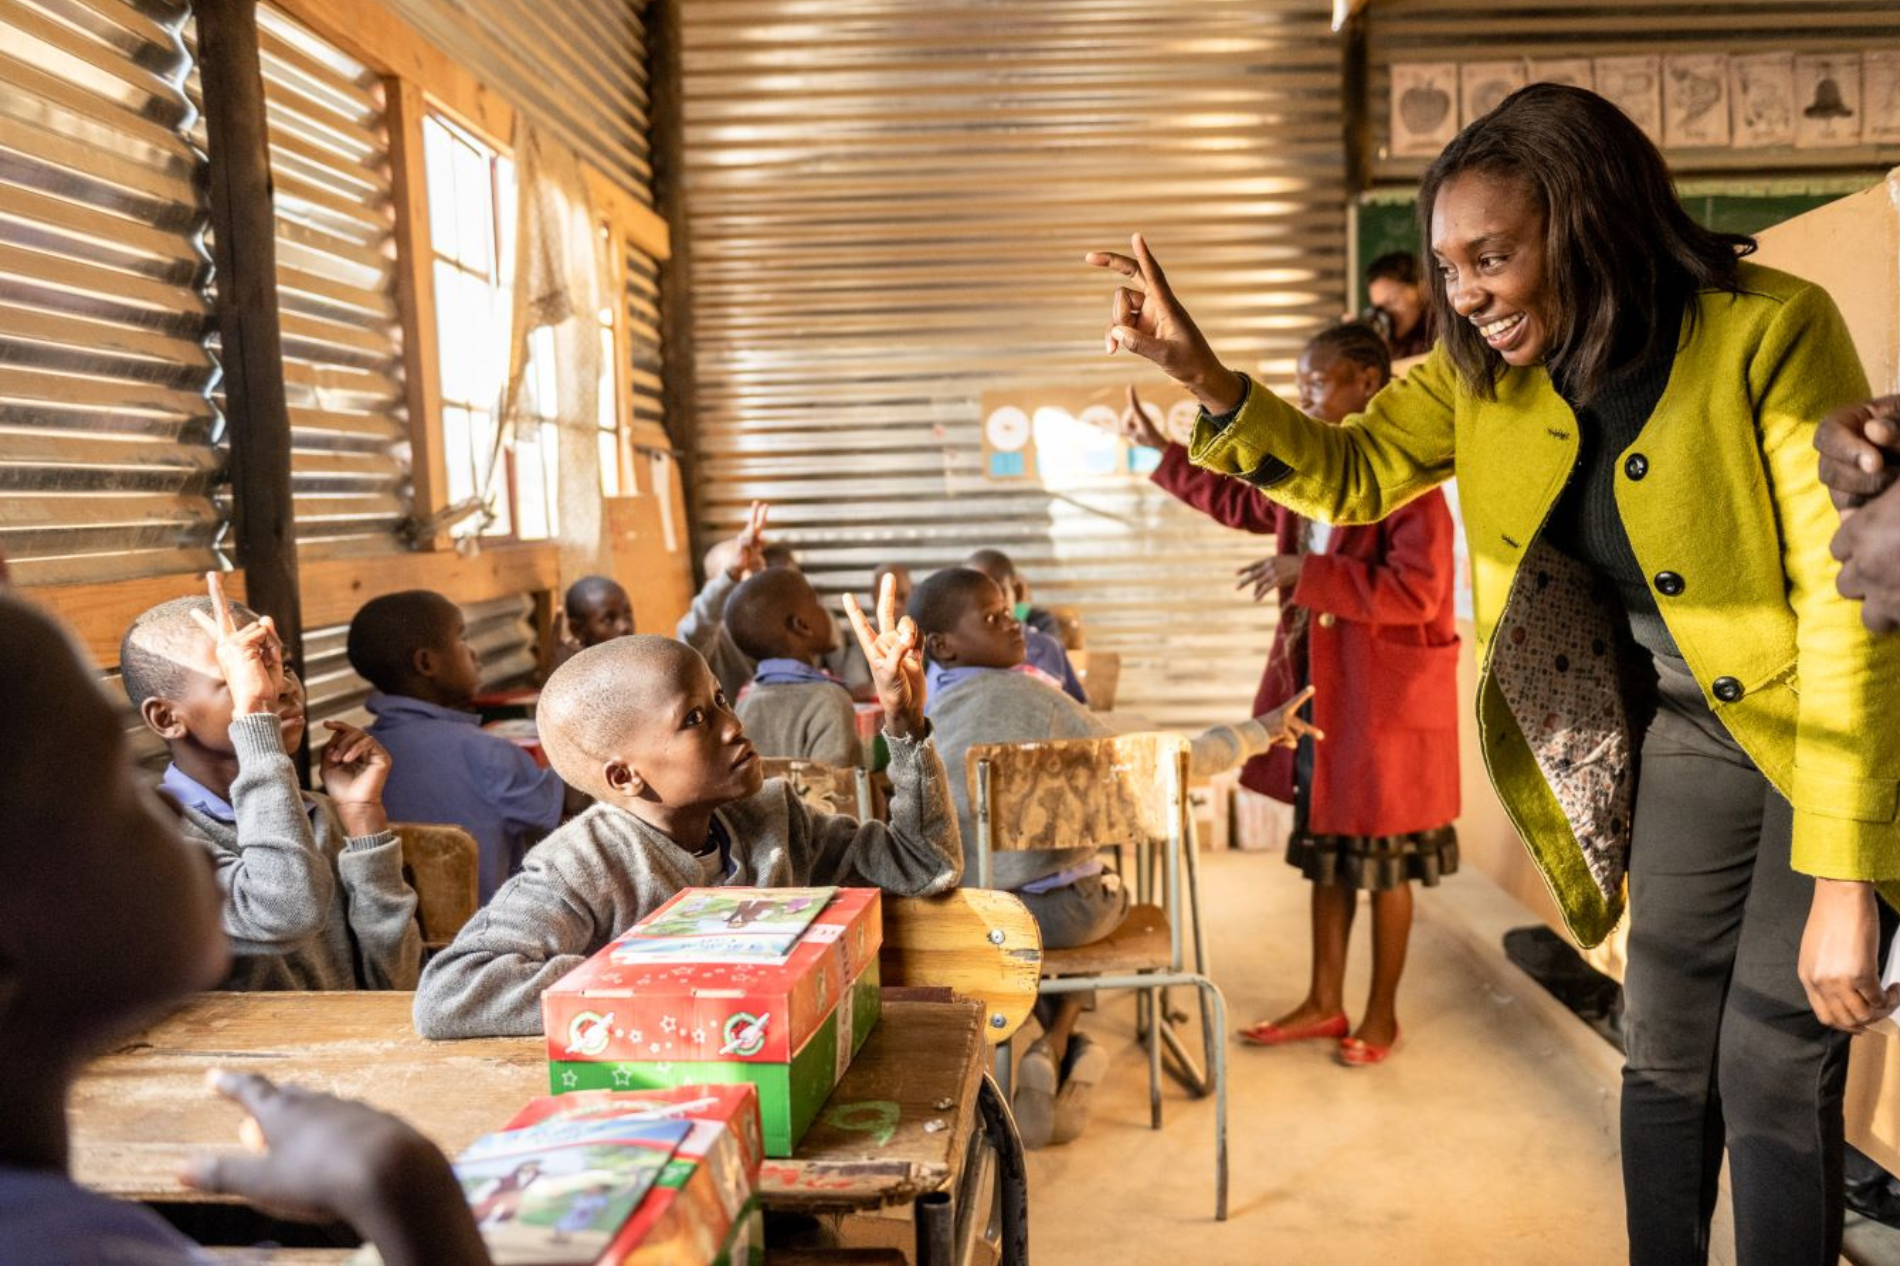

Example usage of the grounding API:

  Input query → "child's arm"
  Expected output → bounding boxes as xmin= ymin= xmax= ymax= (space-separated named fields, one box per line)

xmin=183 ymin=1070 xmax=491 ymax=1266
xmin=317 ymin=722 xmax=423 ymax=989
xmin=676 ymin=500 xmax=769 ymax=651
xmin=412 ymin=851 xmax=616 ymax=1038
xmin=1291 ymin=494 xmax=1455 ymax=625
xmin=1189 ymin=685 xmax=1321 ymax=778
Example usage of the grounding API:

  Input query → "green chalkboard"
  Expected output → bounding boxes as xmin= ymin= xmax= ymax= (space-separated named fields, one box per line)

xmin=1351 ymin=179 xmax=1870 ymax=311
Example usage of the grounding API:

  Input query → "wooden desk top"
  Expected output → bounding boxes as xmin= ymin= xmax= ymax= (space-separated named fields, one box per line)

xmin=70 ymin=991 xmax=984 ymax=1216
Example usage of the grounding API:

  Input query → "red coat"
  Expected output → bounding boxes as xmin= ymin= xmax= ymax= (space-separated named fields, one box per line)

xmin=1151 ymin=445 xmax=1461 ymax=836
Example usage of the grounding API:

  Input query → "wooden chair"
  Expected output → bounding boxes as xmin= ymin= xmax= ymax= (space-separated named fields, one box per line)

xmin=967 ymin=732 xmax=1231 ymax=1220
xmin=1069 ymin=648 xmax=1121 ymax=712
xmin=390 ymin=822 xmax=480 ymax=951
xmin=760 ymin=757 xmax=874 ymax=820
xmin=880 ymin=889 xmax=1042 ymax=1044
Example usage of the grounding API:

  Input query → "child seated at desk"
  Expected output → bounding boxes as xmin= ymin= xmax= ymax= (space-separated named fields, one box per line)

xmin=561 ymin=574 xmax=635 ymax=658
xmin=352 ymin=589 xmax=580 ymax=903
xmin=912 ymin=567 xmax=1314 ymax=1147
xmin=727 ymin=566 xmax=864 ymax=768
xmin=122 ymin=576 xmax=422 ymax=991
xmin=962 ymin=548 xmax=1088 ymax=705
xmin=413 ymin=579 xmax=962 ymax=1039
xmin=1 ymin=591 xmax=491 ymax=1265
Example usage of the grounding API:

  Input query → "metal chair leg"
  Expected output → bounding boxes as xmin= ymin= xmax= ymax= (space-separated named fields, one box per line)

xmin=1147 ymin=985 xmax=1163 ymax=1129
xmin=1196 ymin=976 xmax=1231 ymax=1222
xmin=975 ymin=1072 xmax=1030 ymax=1266
xmin=995 ymin=1034 xmax=1013 ymax=1102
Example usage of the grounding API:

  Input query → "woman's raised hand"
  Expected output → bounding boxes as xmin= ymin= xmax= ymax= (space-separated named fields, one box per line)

xmin=1086 ymin=233 xmax=1244 ymax=414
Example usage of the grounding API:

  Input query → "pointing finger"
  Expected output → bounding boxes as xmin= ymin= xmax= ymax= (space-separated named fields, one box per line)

xmin=205 ymin=572 xmax=234 ymax=635
xmin=877 ymin=572 xmax=896 ymax=633
xmin=1085 ymin=250 xmax=1141 ymax=280
xmin=842 ymin=592 xmax=878 ymax=661
xmin=1131 ymin=233 xmax=1173 ymax=305
xmin=1287 ymin=685 xmax=1317 ymax=711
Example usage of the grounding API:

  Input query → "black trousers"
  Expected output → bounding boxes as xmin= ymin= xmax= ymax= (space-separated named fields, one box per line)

xmin=1620 ymin=654 xmax=1850 ymax=1265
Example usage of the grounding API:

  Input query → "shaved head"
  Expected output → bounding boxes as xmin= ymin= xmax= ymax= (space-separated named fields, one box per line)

xmin=121 ymin=594 xmax=256 ymax=711
xmin=537 ymin=635 xmax=704 ymax=798
xmin=565 ymin=575 xmax=628 ymax=621
xmin=725 ymin=568 xmax=827 ymax=662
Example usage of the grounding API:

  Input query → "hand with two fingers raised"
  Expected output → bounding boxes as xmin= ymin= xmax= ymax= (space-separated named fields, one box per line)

xmin=1815 ymin=395 xmax=1900 ymax=513
xmin=187 ymin=571 xmax=285 ymax=717
xmin=1085 ymin=233 xmax=1245 ymax=414
xmin=844 ymin=574 xmax=927 ymax=741
xmin=318 ymin=720 xmax=392 ymax=839
xmin=181 ymin=1069 xmax=492 ymax=1266
xmin=726 ymin=500 xmax=772 ymax=581
xmin=1256 ymin=685 xmax=1324 ymax=751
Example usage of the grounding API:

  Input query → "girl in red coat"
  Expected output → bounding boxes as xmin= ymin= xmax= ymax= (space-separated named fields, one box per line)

xmin=1129 ymin=321 xmax=1461 ymax=1066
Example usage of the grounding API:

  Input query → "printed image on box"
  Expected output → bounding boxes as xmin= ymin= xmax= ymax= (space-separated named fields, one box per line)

xmin=454 ymin=1117 xmax=690 ymax=1264
xmin=613 ymin=887 xmax=836 ymax=963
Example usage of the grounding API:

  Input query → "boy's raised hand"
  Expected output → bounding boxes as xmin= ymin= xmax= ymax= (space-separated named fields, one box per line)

xmin=1257 ymin=685 xmax=1323 ymax=750
xmin=183 ymin=1070 xmax=490 ymax=1266
xmin=727 ymin=500 xmax=772 ymax=579
xmin=844 ymin=573 xmax=926 ymax=740
xmin=318 ymin=720 xmax=392 ymax=839
xmin=188 ymin=571 xmax=283 ymax=716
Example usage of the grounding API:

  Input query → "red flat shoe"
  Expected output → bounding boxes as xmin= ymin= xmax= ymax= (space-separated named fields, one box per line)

xmin=1238 ymin=1012 xmax=1349 ymax=1046
xmin=1335 ymin=1025 xmax=1401 ymax=1067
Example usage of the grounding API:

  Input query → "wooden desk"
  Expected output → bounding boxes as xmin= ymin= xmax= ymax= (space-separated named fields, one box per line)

xmin=70 ymin=991 xmax=985 ymax=1216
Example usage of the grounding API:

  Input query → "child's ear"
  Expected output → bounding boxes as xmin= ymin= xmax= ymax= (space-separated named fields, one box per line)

xmin=411 ymin=646 xmax=438 ymax=681
xmin=603 ymin=760 xmax=646 ymax=800
xmin=141 ymin=696 xmax=188 ymax=741
xmin=787 ymin=610 xmax=814 ymax=640
xmin=924 ymin=631 xmax=953 ymax=664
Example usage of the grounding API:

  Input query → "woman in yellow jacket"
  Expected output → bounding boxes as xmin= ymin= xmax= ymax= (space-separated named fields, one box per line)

xmin=1091 ymin=84 xmax=1900 ymax=1263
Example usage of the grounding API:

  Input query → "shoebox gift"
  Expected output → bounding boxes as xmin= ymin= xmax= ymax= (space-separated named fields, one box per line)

xmin=448 ymin=1084 xmax=763 ymax=1266
xmin=544 ymin=886 xmax=883 ymax=1156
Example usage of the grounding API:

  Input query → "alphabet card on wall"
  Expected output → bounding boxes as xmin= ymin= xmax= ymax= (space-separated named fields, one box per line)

xmin=1795 ymin=53 xmax=1861 ymax=148
xmin=1663 ymin=54 xmax=1730 ymax=148
xmin=1861 ymin=51 xmax=1900 ymax=144
xmin=1594 ymin=55 xmax=1663 ymax=144
xmin=1731 ymin=52 xmax=1797 ymax=148
xmin=1460 ymin=60 xmax=1526 ymax=125
xmin=1390 ymin=62 xmax=1460 ymax=157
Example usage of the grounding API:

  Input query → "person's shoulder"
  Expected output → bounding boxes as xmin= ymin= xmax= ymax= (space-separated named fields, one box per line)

xmin=1723 ymin=260 xmax=1818 ymax=305
xmin=0 ymin=1167 xmax=203 ymax=1263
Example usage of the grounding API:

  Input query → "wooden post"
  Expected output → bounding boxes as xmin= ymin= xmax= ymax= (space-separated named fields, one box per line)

xmin=1342 ymin=10 xmax=1372 ymax=196
xmin=387 ymin=78 xmax=452 ymax=550
xmin=648 ymin=0 xmax=704 ymax=578
xmin=196 ymin=0 xmax=304 ymax=670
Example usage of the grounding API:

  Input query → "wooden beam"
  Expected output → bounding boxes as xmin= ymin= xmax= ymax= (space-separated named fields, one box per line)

xmin=22 ymin=572 xmax=250 ymax=670
xmin=1342 ymin=10 xmax=1372 ymax=195
xmin=386 ymin=78 xmax=452 ymax=548
xmin=584 ymin=165 xmax=671 ymax=262
xmin=298 ymin=543 xmax=560 ymax=630
xmin=197 ymin=0 xmax=303 ymax=671
xmin=648 ymin=0 xmax=703 ymax=573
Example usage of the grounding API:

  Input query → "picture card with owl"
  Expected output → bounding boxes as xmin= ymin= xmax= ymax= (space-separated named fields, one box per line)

xmin=1390 ymin=62 xmax=1460 ymax=158
xmin=1730 ymin=52 xmax=1797 ymax=148
xmin=1461 ymin=60 xmax=1527 ymax=126
xmin=1527 ymin=58 xmax=1594 ymax=92
xmin=1863 ymin=50 xmax=1900 ymax=145
xmin=1795 ymin=54 xmax=1861 ymax=149
xmin=1663 ymin=54 xmax=1730 ymax=148
xmin=1594 ymin=55 xmax=1663 ymax=144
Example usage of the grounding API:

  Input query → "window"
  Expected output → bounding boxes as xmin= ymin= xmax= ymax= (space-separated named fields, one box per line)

xmin=597 ymin=291 xmax=623 ymax=496
xmin=421 ymin=112 xmax=558 ymax=541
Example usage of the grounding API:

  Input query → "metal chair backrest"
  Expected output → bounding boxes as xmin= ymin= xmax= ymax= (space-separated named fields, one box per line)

xmin=759 ymin=756 xmax=875 ymax=820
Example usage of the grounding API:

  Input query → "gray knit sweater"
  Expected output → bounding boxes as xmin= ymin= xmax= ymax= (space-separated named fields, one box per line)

xmin=180 ymin=713 xmax=422 ymax=992
xmin=928 ymin=670 xmax=1272 ymax=889
xmin=736 ymin=682 xmax=863 ymax=768
xmin=413 ymin=727 xmax=962 ymax=1038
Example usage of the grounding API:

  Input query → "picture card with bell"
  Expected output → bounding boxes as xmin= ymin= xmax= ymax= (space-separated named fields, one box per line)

xmin=1390 ymin=62 xmax=1459 ymax=158
xmin=1795 ymin=54 xmax=1861 ymax=149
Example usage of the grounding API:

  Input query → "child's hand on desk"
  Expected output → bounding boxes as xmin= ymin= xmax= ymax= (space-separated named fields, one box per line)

xmin=845 ymin=573 xmax=926 ymax=741
xmin=182 ymin=1070 xmax=491 ymax=1266
xmin=188 ymin=571 xmax=284 ymax=717
xmin=1235 ymin=554 xmax=1303 ymax=602
xmin=319 ymin=720 xmax=392 ymax=838
xmin=1257 ymin=685 xmax=1323 ymax=750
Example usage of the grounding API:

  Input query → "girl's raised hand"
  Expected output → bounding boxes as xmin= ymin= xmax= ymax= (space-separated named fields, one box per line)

xmin=844 ymin=573 xmax=926 ymax=740
xmin=1256 ymin=685 xmax=1323 ymax=750
xmin=1085 ymin=233 xmax=1244 ymax=414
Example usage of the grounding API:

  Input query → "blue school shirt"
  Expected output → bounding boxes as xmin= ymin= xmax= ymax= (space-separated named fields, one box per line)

xmin=161 ymin=762 xmax=317 ymax=823
xmin=364 ymin=693 xmax=565 ymax=903
xmin=1022 ymin=627 xmax=1088 ymax=706
xmin=0 ymin=1166 xmax=209 ymax=1263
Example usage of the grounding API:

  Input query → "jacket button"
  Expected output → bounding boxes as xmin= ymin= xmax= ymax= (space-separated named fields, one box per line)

xmin=1624 ymin=453 xmax=1648 ymax=480
xmin=1654 ymin=571 xmax=1685 ymax=597
xmin=1317 ymin=612 xmax=1336 ymax=629
xmin=1712 ymin=676 xmax=1744 ymax=703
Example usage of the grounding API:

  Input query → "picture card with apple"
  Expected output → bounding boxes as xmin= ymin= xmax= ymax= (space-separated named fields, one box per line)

xmin=1390 ymin=62 xmax=1459 ymax=157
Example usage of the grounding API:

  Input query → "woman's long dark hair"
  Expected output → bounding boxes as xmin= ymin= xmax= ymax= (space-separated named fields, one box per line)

xmin=1417 ymin=83 xmax=1756 ymax=401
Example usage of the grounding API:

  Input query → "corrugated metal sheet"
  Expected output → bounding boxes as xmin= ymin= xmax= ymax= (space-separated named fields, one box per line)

xmin=625 ymin=237 xmax=666 ymax=441
xmin=1367 ymin=0 xmax=1900 ymax=180
xmin=259 ymin=5 xmax=409 ymax=558
xmin=383 ymin=0 xmax=652 ymax=201
xmin=0 ymin=0 xmax=221 ymax=586
xmin=678 ymin=0 xmax=1346 ymax=731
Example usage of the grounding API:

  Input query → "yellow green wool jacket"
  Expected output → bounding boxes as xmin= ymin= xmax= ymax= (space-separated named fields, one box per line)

xmin=1191 ymin=262 xmax=1900 ymax=946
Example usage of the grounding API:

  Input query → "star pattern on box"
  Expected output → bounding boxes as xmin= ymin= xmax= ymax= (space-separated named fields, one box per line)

xmin=661 ymin=1016 xmax=678 ymax=1034
xmin=611 ymin=1065 xmax=634 ymax=1088
xmin=560 ymin=1069 xmax=578 ymax=1089
xmin=628 ymin=1029 xmax=642 ymax=1044
xmin=648 ymin=1042 xmax=662 ymax=1054
xmin=692 ymin=1027 xmax=707 ymax=1046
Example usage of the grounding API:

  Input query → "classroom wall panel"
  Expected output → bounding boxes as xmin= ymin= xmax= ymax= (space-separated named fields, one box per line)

xmin=676 ymin=0 xmax=1346 ymax=732
xmin=0 ymin=0 xmax=221 ymax=587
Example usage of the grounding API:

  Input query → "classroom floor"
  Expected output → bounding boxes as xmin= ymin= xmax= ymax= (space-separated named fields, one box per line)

xmin=1013 ymin=847 xmax=1633 ymax=1266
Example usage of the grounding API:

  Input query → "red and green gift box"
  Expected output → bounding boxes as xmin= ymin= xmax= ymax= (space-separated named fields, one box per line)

xmin=543 ymin=888 xmax=883 ymax=1156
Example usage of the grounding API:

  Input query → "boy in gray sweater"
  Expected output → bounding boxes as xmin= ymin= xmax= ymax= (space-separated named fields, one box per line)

xmin=912 ymin=567 xmax=1316 ymax=1146
xmin=122 ymin=575 xmax=421 ymax=992
xmin=727 ymin=567 xmax=862 ymax=768
xmin=414 ymin=577 xmax=961 ymax=1039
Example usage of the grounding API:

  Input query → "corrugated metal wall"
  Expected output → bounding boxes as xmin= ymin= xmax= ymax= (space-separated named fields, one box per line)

xmin=260 ymin=5 xmax=409 ymax=558
xmin=384 ymin=0 xmax=652 ymax=201
xmin=1367 ymin=0 xmax=1900 ymax=181
xmin=625 ymin=236 xmax=666 ymax=441
xmin=677 ymin=0 xmax=1346 ymax=731
xmin=0 ymin=0 xmax=220 ymax=587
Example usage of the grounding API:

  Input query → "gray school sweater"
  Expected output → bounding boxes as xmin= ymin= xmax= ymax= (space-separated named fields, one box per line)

xmin=676 ymin=572 xmax=873 ymax=702
xmin=180 ymin=713 xmax=422 ymax=992
xmin=927 ymin=670 xmax=1272 ymax=890
xmin=412 ymin=727 xmax=962 ymax=1038
xmin=737 ymin=681 xmax=863 ymax=768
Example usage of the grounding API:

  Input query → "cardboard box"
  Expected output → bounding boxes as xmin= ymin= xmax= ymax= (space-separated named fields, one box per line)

xmin=544 ymin=888 xmax=883 ymax=1155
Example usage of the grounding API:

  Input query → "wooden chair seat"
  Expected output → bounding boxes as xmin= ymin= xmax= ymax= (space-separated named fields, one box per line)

xmin=1040 ymin=902 xmax=1170 ymax=978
